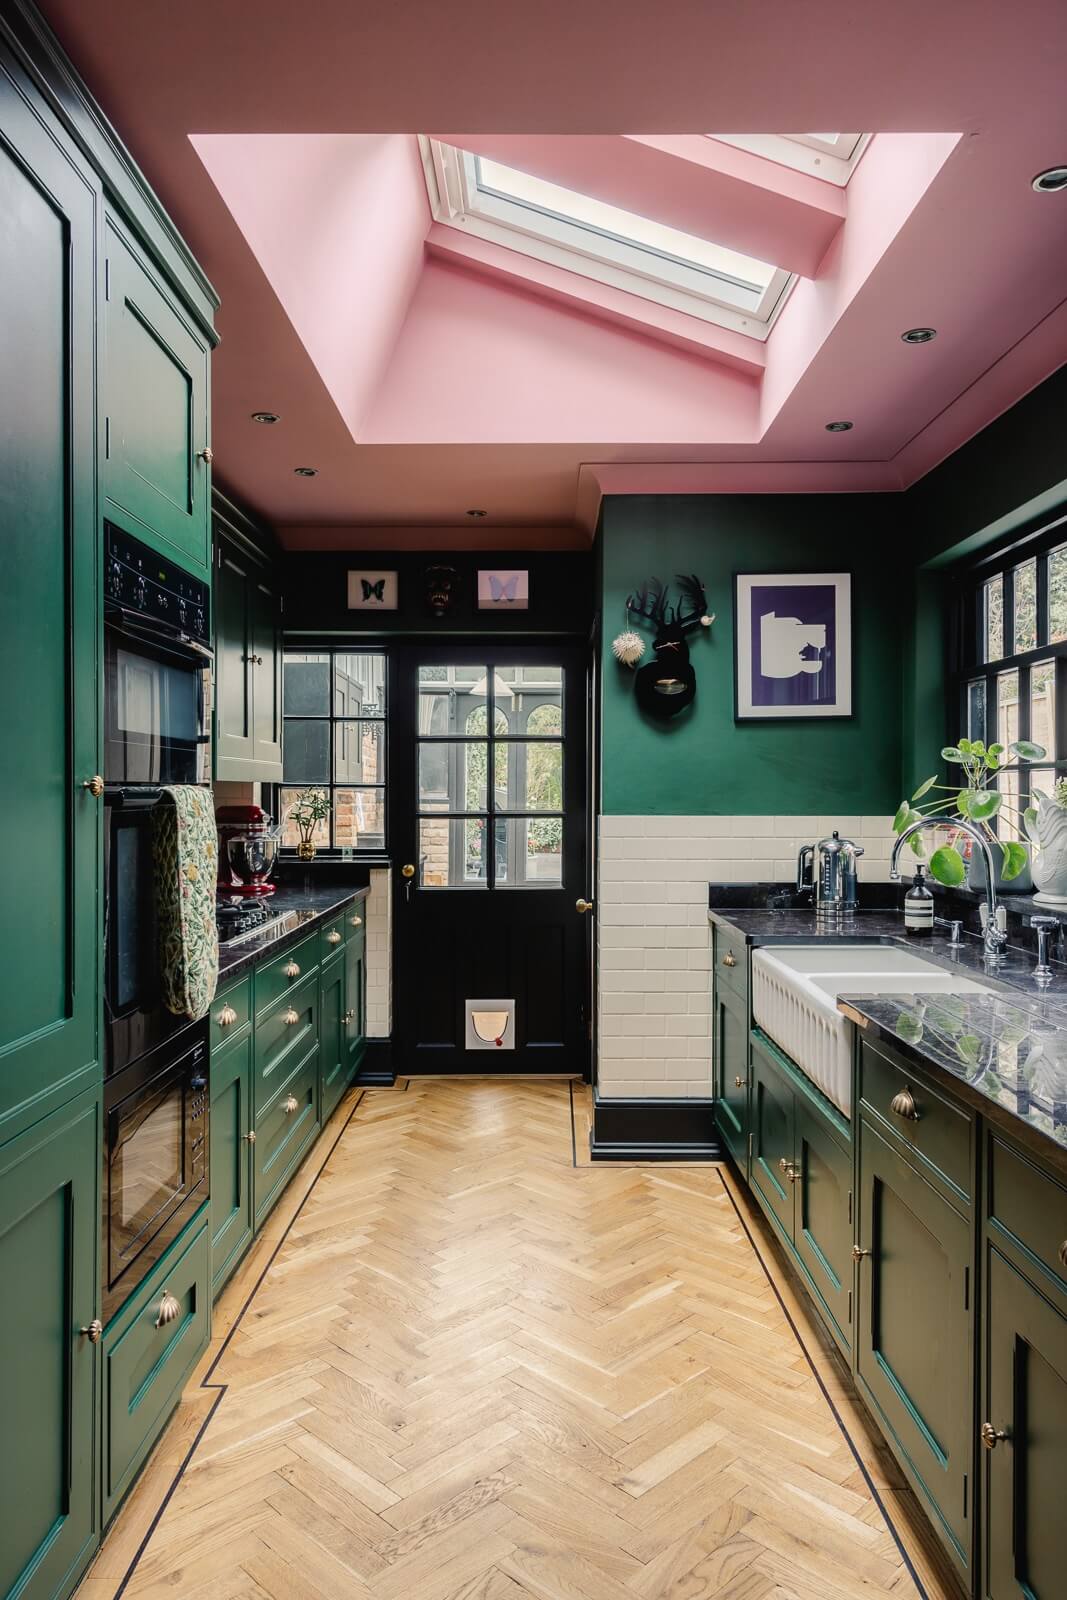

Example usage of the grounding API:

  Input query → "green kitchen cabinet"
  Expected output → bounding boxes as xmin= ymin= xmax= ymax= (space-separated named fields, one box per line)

xmin=103 ymin=216 xmax=212 ymax=578
xmin=713 ymin=980 xmax=749 ymax=1169
xmin=981 ymin=1247 xmax=1067 ymax=1598
xmin=0 ymin=1088 xmax=100 ymax=1600
xmin=214 ymin=514 xmax=283 ymax=783
xmin=855 ymin=1113 xmax=974 ymax=1579
xmin=209 ymin=1031 xmax=255 ymax=1298
xmin=0 ymin=46 xmax=101 ymax=1141
xmin=344 ymin=919 xmax=368 ymax=1078
xmin=750 ymin=1031 xmax=797 ymax=1237
xmin=320 ymin=945 xmax=348 ymax=1125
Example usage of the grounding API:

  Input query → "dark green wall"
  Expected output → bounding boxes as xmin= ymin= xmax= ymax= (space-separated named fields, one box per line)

xmin=599 ymin=495 xmax=902 ymax=815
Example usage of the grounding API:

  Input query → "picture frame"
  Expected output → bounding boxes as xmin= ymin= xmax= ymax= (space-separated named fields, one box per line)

xmin=734 ymin=571 xmax=852 ymax=720
xmin=347 ymin=570 xmax=398 ymax=611
xmin=477 ymin=569 xmax=529 ymax=610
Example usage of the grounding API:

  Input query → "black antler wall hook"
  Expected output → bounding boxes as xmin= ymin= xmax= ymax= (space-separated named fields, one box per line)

xmin=621 ymin=573 xmax=714 ymax=718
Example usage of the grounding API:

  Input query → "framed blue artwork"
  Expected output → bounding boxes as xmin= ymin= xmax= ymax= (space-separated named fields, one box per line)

xmin=733 ymin=571 xmax=852 ymax=719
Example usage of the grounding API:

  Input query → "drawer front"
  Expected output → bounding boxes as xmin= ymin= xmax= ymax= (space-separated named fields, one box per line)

xmin=859 ymin=1037 xmax=974 ymax=1206
xmin=255 ymin=970 xmax=317 ymax=1102
xmin=254 ymin=1044 xmax=319 ymax=1225
xmin=713 ymin=923 xmax=748 ymax=1001
xmin=988 ymin=1131 xmax=1067 ymax=1296
xmin=103 ymin=1213 xmax=210 ymax=1521
xmin=344 ymin=898 xmax=367 ymax=941
xmin=254 ymin=930 xmax=319 ymax=1019
xmin=211 ymin=971 xmax=252 ymax=1052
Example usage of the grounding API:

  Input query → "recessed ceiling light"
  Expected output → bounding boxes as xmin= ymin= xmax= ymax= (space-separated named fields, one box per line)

xmin=1032 ymin=166 xmax=1067 ymax=193
xmin=466 ymin=508 xmax=488 ymax=518
xmin=825 ymin=420 xmax=853 ymax=433
xmin=251 ymin=410 xmax=279 ymax=424
xmin=901 ymin=327 xmax=937 ymax=344
xmin=293 ymin=466 xmax=318 ymax=477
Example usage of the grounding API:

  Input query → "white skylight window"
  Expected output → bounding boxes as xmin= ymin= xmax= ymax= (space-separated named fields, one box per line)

xmin=421 ymin=139 xmax=795 ymax=338
xmin=711 ymin=133 xmax=870 ymax=185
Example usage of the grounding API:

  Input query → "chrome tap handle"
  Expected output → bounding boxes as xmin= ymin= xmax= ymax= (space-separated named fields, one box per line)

xmin=934 ymin=917 xmax=963 ymax=946
xmin=1031 ymin=915 xmax=1060 ymax=982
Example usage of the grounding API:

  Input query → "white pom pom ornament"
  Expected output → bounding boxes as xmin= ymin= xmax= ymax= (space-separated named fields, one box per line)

xmin=612 ymin=630 xmax=645 ymax=667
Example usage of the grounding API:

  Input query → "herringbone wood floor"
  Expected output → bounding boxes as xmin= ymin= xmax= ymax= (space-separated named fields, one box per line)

xmin=84 ymin=1079 xmax=959 ymax=1600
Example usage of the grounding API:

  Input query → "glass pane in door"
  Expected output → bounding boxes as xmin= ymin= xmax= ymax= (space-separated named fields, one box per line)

xmin=496 ymin=817 xmax=563 ymax=887
xmin=497 ymin=665 xmax=563 ymax=732
xmin=418 ymin=665 xmax=487 ymax=733
xmin=495 ymin=742 xmax=563 ymax=811
xmin=418 ymin=742 xmax=487 ymax=811
xmin=419 ymin=817 xmax=486 ymax=886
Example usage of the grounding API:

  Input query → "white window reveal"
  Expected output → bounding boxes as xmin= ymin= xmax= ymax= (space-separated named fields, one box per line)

xmin=710 ymin=133 xmax=870 ymax=186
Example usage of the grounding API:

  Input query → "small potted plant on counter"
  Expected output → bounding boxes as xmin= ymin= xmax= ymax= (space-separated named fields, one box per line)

xmin=287 ymin=787 xmax=331 ymax=861
xmin=894 ymin=736 xmax=1046 ymax=889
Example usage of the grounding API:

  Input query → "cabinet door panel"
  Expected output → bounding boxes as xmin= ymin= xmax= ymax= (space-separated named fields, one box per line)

xmin=215 ymin=543 xmax=253 ymax=769
xmin=345 ymin=929 xmax=367 ymax=1076
xmin=209 ymin=1035 xmax=254 ymax=1295
xmin=250 ymin=573 xmax=282 ymax=777
xmin=0 ymin=1089 xmax=99 ymax=1600
xmin=984 ymin=1248 xmax=1067 ymax=1599
xmin=104 ymin=222 xmax=211 ymax=575
xmin=0 ymin=56 xmax=100 ymax=1136
xmin=856 ymin=1115 xmax=972 ymax=1571
xmin=749 ymin=1034 xmax=795 ymax=1237
xmin=714 ymin=981 xmax=749 ymax=1169
xmin=793 ymin=1099 xmax=852 ymax=1349
xmin=320 ymin=952 xmax=346 ymax=1124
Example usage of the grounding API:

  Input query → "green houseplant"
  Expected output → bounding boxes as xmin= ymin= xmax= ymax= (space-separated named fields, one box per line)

xmin=894 ymin=736 xmax=1046 ymax=887
xmin=287 ymin=787 xmax=331 ymax=861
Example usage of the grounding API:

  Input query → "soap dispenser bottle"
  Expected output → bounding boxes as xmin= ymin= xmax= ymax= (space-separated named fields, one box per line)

xmin=904 ymin=864 xmax=934 ymax=936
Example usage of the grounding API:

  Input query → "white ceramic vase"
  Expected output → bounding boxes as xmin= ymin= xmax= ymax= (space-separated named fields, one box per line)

xmin=1029 ymin=791 xmax=1067 ymax=906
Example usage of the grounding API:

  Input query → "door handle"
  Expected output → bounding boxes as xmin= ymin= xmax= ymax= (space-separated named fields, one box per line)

xmin=575 ymin=898 xmax=594 ymax=915
xmin=402 ymin=863 xmax=416 ymax=902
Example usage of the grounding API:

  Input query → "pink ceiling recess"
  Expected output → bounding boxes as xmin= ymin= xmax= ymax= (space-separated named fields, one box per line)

xmin=41 ymin=0 xmax=1067 ymax=547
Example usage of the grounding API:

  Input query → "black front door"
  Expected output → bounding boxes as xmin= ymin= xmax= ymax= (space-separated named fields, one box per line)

xmin=392 ymin=644 xmax=590 ymax=1075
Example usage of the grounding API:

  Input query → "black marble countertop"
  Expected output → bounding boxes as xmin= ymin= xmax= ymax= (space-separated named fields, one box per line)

xmin=217 ymin=883 xmax=369 ymax=982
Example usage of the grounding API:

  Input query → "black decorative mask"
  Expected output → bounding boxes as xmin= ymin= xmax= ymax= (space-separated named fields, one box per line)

xmin=425 ymin=564 xmax=459 ymax=617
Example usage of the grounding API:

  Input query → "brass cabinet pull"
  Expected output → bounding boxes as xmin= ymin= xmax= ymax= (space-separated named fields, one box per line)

xmin=890 ymin=1086 xmax=920 ymax=1122
xmin=722 ymin=951 xmax=737 ymax=968
xmin=851 ymin=1245 xmax=872 ymax=1262
xmin=777 ymin=1158 xmax=799 ymax=1183
xmin=282 ymin=1007 xmax=299 ymax=1025
xmin=82 ymin=774 xmax=105 ymax=798
xmin=197 ymin=446 xmax=214 ymax=464
xmin=283 ymin=1094 xmax=299 ymax=1115
xmin=284 ymin=961 xmax=301 ymax=978
xmin=575 ymin=898 xmax=594 ymax=915
xmin=343 ymin=1010 xmax=356 ymax=1024
xmin=401 ymin=864 xmax=415 ymax=879
xmin=243 ymin=1130 xmax=256 ymax=1144
xmin=980 ymin=1421 xmax=1009 ymax=1450
xmin=350 ymin=914 xmax=363 ymax=927
xmin=325 ymin=930 xmax=342 ymax=945
xmin=154 ymin=1290 xmax=180 ymax=1329
xmin=80 ymin=1318 xmax=103 ymax=1343
xmin=216 ymin=1003 xmax=238 ymax=1028
xmin=734 ymin=1076 xmax=745 ymax=1089
xmin=1058 ymin=1239 xmax=1067 ymax=1270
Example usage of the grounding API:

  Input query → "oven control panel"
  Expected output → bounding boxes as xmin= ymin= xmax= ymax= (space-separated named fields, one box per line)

xmin=106 ymin=523 xmax=210 ymax=644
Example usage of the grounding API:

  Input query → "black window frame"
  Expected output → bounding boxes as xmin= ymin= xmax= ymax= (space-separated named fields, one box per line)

xmin=271 ymin=646 xmax=388 ymax=856
xmin=951 ymin=512 xmax=1067 ymax=833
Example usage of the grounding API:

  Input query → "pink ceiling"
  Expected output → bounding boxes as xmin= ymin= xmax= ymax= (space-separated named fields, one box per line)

xmin=40 ymin=0 xmax=1067 ymax=546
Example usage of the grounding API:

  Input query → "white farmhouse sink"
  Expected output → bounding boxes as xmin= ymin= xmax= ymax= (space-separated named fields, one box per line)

xmin=751 ymin=945 xmax=990 ymax=1117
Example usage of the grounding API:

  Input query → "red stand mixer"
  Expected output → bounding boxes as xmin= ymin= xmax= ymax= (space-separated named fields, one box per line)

xmin=215 ymin=804 xmax=281 ymax=896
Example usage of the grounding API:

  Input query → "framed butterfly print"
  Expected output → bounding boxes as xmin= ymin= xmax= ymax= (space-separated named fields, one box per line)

xmin=477 ymin=569 xmax=529 ymax=611
xmin=347 ymin=570 xmax=398 ymax=611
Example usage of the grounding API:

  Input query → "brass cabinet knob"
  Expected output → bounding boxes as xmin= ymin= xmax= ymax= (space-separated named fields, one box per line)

xmin=777 ymin=1158 xmax=799 ymax=1182
xmin=243 ymin=1130 xmax=256 ymax=1144
xmin=980 ymin=1421 xmax=1009 ymax=1450
xmin=80 ymin=1318 xmax=103 ymax=1343
xmin=282 ymin=1007 xmax=299 ymax=1025
xmin=284 ymin=961 xmax=301 ymax=978
xmin=350 ymin=914 xmax=363 ymax=927
xmin=154 ymin=1289 xmax=180 ymax=1329
xmin=197 ymin=446 xmax=214 ymax=464
xmin=734 ymin=1076 xmax=745 ymax=1089
xmin=401 ymin=864 xmax=416 ymax=879
xmin=283 ymin=1094 xmax=299 ymax=1115
xmin=343 ymin=1009 xmax=355 ymax=1024
xmin=890 ymin=1087 xmax=920 ymax=1122
xmin=1059 ymin=1239 xmax=1067 ymax=1270
xmin=722 ymin=951 xmax=737 ymax=968
xmin=216 ymin=1003 xmax=238 ymax=1028
xmin=575 ymin=898 xmax=594 ymax=915
xmin=82 ymin=775 xmax=105 ymax=798
xmin=325 ymin=930 xmax=342 ymax=945
xmin=851 ymin=1245 xmax=872 ymax=1262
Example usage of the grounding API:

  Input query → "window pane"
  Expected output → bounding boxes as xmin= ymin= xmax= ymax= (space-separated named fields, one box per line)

xmin=496 ymin=666 xmax=563 ymax=733
xmin=333 ymin=788 xmax=385 ymax=850
xmin=1050 ymin=546 xmax=1067 ymax=644
xmin=1013 ymin=558 xmax=1037 ymax=652
xmin=998 ymin=769 xmax=1021 ymax=842
xmin=966 ymin=679 xmax=987 ymax=744
xmin=997 ymin=669 xmax=1019 ymax=749
xmin=419 ymin=817 xmax=486 ymax=887
xmin=466 ymin=702 xmax=508 ymax=736
xmin=334 ymin=719 xmax=384 ymax=784
xmin=1030 ymin=769 xmax=1056 ymax=810
xmin=417 ymin=665 xmax=487 ymax=735
xmin=278 ymin=787 xmax=330 ymax=850
xmin=1031 ymin=661 xmax=1056 ymax=759
xmin=418 ymin=742 xmax=487 ymax=811
xmin=334 ymin=652 xmax=386 ymax=715
xmin=282 ymin=718 xmax=329 ymax=782
xmin=494 ymin=741 xmax=563 ymax=811
xmin=283 ymin=653 xmax=330 ymax=715
xmin=984 ymin=575 xmax=1003 ymax=663
xmin=495 ymin=817 xmax=563 ymax=887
